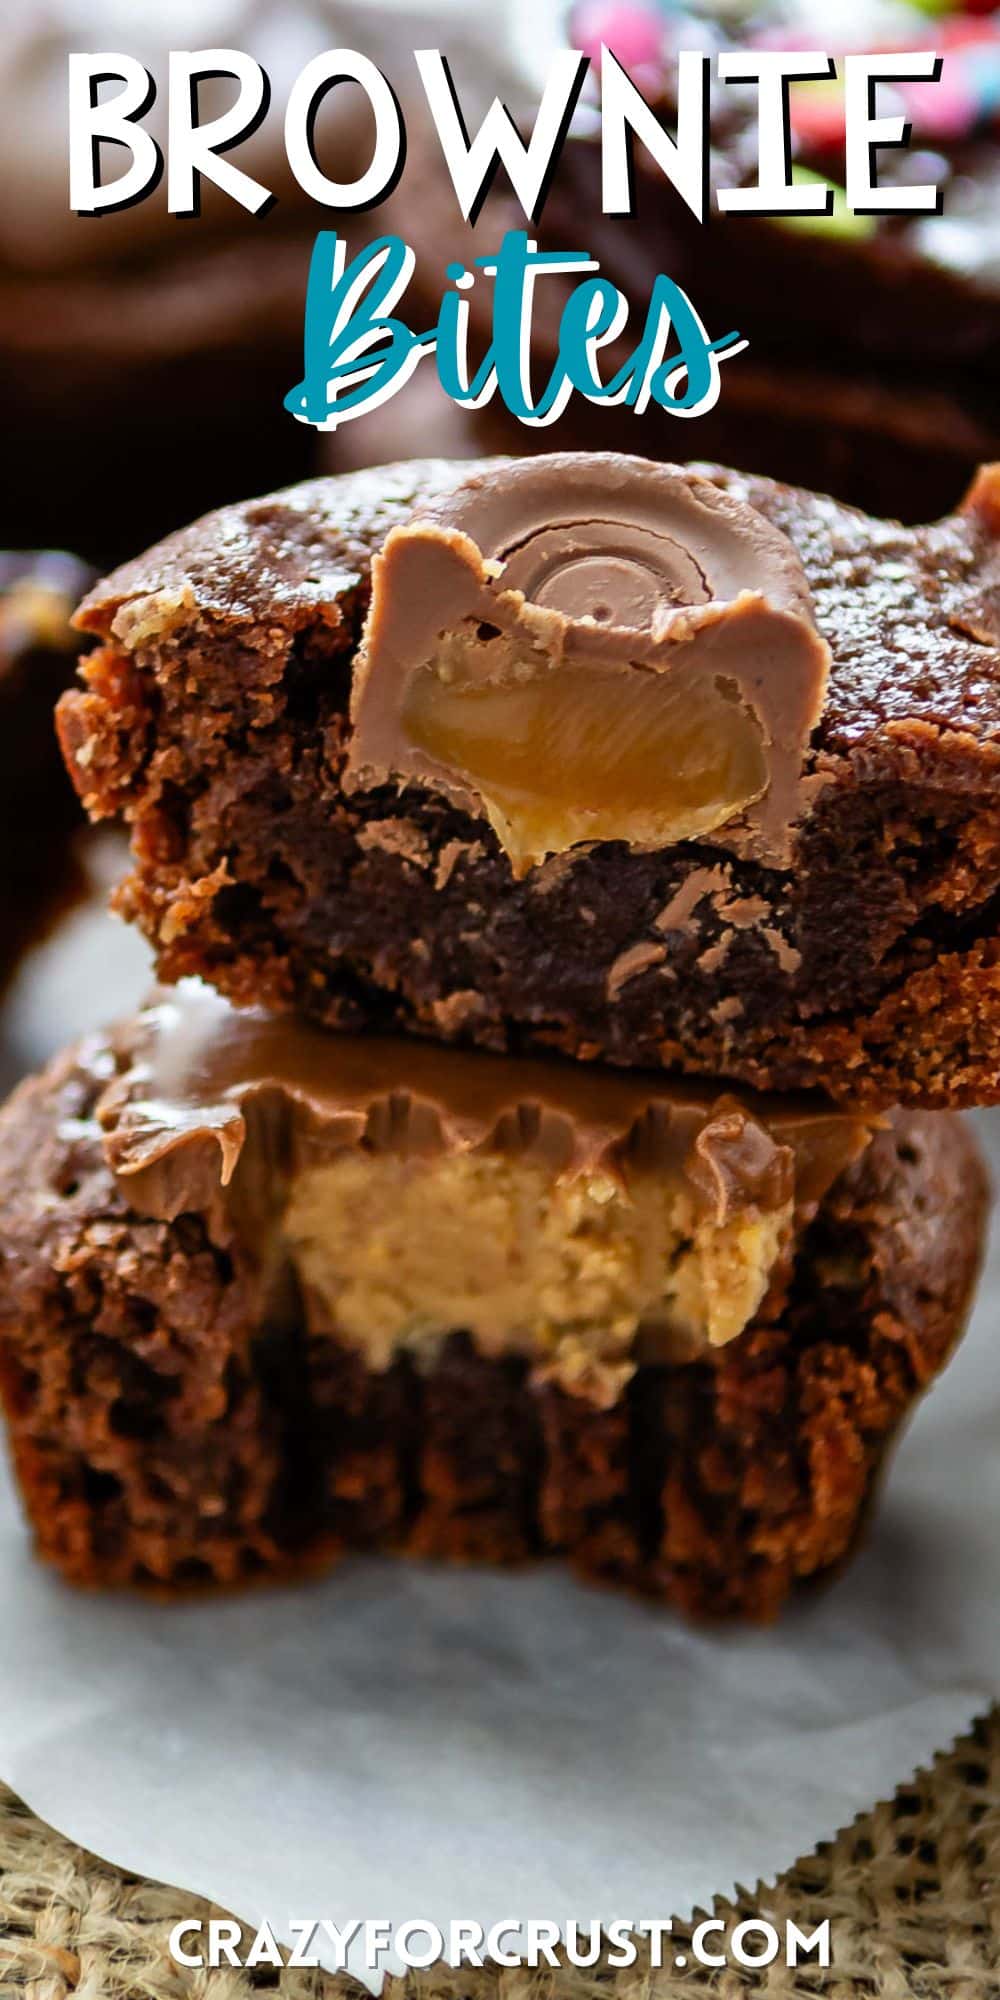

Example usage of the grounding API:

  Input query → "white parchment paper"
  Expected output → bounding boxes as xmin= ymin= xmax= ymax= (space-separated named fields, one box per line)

xmin=0 ymin=882 xmax=997 ymax=1982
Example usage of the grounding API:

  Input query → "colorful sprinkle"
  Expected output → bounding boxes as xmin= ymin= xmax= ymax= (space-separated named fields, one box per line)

xmin=901 ymin=69 xmax=978 ymax=139
xmin=911 ymin=21 xmax=1000 ymax=137
xmin=573 ymin=1 xmax=668 ymax=67
xmin=973 ymin=44 xmax=1000 ymax=111
xmin=779 ymin=13 xmax=1000 ymax=150
xmin=788 ymin=76 xmax=846 ymax=151
xmin=776 ymin=166 xmax=879 ymax=238
xmin=572 ymin=3 xmax=1000 ymax=147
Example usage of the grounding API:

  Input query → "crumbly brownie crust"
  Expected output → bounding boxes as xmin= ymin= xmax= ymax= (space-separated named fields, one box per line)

xmin=59 ymin=456 xmax=1000 ymax=1107
xmin=0 ymin=1028 xmax=985 ymax=1618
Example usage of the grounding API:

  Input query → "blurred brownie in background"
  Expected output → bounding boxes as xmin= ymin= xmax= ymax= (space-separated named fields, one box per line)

xmin=0 ymin=552 xmax=93 ymax=984
xmin=348 ymin=1 xmax=1000 ymax=522
xmin=0 ymin=0 xmax=383 ymax=568
xmin=547 ymin=0 xmax=1000 ymax=521
xmin=0 ymin=230 xmax=325 ymax=572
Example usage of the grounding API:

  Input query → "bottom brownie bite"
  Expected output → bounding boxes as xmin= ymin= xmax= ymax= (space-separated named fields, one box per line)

xmin=0 ymin=986 xmax=986 ymax=1619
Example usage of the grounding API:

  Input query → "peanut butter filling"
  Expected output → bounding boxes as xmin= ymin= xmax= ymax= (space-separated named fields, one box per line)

xmin=280 ymin=1150 xmax=791 ymax=1407
xmin=403 ymin=628 xmax=769 ymax=872
xmin=98 ymin=988 xmax=876 ymax=1411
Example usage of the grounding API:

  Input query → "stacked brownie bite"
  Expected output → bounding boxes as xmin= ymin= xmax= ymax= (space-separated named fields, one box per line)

xmin=0 ymin=450 xmax=993 ymax=1619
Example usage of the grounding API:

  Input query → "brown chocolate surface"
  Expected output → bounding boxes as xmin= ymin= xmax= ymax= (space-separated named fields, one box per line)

xmin=0 ymin=231 xmax=321 ymax=570
xmin=61 ymin=455 xmax=1000 ymax=1106
xmin=0 ymin=1022 xmax=986 ymax=1615
xmin=101 ymin=983 xmax=873 ymax=1227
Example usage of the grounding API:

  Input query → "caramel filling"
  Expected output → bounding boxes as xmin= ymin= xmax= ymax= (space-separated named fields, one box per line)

xmin=402 ymin=630 xmax=769 ymax=873
xmin=278 ymin=1152 xmax=790 ymax=1408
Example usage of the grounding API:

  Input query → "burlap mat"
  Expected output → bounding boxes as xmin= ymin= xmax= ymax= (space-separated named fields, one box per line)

xmin=2 ymin=1709 xmax=999 ymax=1997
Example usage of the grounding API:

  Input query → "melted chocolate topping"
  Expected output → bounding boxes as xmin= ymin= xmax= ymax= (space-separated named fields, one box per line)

xmin=98 ymin=983 xmax=875 ymax=1228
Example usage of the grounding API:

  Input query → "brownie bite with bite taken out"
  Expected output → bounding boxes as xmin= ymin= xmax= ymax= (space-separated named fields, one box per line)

xmin=0 ymin=983 xmax=983 ymax=1619
xmin=58 ymin=453 xmax=1000 ymax=1107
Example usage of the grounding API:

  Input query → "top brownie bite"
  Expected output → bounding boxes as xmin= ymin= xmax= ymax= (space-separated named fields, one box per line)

xmin=58 ymin=451 xmax=1000 ymax=1108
